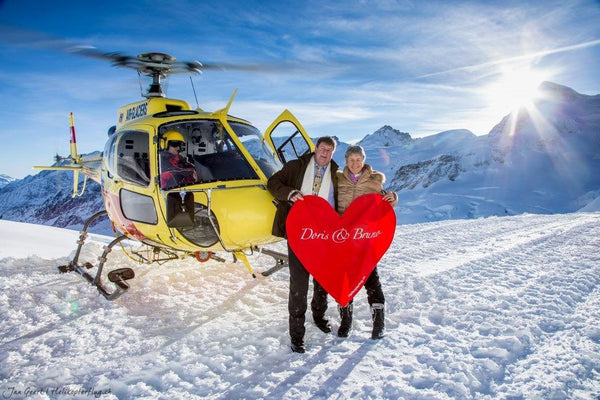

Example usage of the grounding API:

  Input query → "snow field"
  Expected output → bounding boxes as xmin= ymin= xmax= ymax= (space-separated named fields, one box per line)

xmin=0 ymin=213 xmax=599 ymax=399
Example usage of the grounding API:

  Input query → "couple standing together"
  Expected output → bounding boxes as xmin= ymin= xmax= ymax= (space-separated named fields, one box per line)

xmin=267 ymin=136 xmax=398 ymax=353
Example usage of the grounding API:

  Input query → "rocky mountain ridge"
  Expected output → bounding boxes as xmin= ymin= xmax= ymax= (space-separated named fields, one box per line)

xmin=1 ymin=81 xmax=598 ymax=230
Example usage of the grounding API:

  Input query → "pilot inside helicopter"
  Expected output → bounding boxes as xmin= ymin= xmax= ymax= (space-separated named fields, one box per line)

xmin=159 ymin=130 xmax=198 ymax=190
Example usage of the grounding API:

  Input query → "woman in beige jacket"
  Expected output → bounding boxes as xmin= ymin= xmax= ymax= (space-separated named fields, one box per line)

xmin=336 ymin=145 xmax=398 ymax=339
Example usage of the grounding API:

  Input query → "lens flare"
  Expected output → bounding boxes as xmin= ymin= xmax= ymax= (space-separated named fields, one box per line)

xmin=485 ymin=66 xmax=551 ymax=116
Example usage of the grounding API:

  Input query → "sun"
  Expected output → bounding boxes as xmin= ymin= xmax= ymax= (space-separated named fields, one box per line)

xmin=485 ymin=66 xmax=550 ymax=115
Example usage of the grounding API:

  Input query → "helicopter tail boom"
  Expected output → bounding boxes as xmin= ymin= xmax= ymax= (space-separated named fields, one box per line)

xmin=34 ymin=155 xmax=102 ymax=197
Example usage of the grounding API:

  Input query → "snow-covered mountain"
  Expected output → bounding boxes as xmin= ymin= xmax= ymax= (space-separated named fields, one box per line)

xmin=0 ymin=82 xmax=598 ymax=230
xmin=358 ymin=125 xmax=412 ymax=148
xmin=0 ymin=155 xmax=110 ymax=234
xmin=0 ymin=174 xmax=15 ymax=189
xmin=360 ymin=82 xmax=600 ymax=223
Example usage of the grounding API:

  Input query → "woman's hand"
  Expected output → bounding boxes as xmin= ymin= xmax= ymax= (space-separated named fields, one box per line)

xmin=382 ymin=192 xmax=396 ymax=204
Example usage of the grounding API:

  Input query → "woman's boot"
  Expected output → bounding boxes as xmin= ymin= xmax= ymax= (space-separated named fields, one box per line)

xmin=337 ymin=303 xmax=353 ymax=337
xmin=371 ymin=303 xmax=385 ymax=339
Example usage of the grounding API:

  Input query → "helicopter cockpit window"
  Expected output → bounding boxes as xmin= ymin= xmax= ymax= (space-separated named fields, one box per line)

xmin=115 ymin=130 xmax=151 ymax=186
xmin=158 ymin=120 xmax=261 ymax=188
xmin=228 ymin=122 xmax=283 ymax=177
xmin=103 ymin=133 xmax=118 ymax=179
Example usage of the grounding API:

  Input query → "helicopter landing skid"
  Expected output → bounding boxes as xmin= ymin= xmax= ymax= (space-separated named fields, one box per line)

xmin=258 ymin=248 xmax=289 ymax=277
xmin=58 ymin=211 xmax=134 ymax=301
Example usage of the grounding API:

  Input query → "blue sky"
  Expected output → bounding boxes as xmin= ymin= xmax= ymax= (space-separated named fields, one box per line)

xmin=1 ymin=0 xmax=599 ymax=178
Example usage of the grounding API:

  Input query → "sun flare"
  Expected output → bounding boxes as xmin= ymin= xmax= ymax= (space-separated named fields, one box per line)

xmin=485 ymin=66 xmax=550 ymax=115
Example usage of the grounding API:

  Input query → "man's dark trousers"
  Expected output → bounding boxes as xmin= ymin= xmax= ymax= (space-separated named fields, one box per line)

xmin=288 ymin=244 xmax=328 ymax=343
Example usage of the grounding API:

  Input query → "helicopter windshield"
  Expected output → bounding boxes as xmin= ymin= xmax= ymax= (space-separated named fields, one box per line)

xmin=228 ymin=122 xmax=283 ymax=177
xmin=158 ymin=120 xmax=281 ymax=190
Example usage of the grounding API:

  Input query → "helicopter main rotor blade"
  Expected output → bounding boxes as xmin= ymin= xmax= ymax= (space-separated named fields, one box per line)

xmin=200 ymin=61 xmax=299 ymax=73
xmin=0 ymin=24 xmax=297 ymax=75
xmin=0 ymin=23 xmax=104 ymax=58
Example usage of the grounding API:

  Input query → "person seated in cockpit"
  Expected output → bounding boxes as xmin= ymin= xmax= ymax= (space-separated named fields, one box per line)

xmin=216 ymin=136 xmax=233 ymax=153
xmin=159 ymin=130 xmax=197 ymax=189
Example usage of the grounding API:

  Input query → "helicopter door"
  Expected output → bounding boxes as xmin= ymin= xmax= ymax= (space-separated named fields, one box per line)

xmin=264 ymin=109 xmax=314 ymax=164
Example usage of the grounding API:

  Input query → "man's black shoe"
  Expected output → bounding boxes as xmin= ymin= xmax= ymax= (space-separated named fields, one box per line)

xmin=314 ymin=318 xmax=332 ymax=333
xmin=291 ymin=341 xmax=306 ymax=353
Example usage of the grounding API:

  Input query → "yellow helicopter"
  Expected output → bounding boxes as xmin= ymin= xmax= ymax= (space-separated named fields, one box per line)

xmin=34 ymin=50 xmax=317 ymax=300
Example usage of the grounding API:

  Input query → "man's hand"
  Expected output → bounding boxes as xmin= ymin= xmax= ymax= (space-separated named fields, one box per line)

xmin=288 ymin=190 xmax=305 ymax=203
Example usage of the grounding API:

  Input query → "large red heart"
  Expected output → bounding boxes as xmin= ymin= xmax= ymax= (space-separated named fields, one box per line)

xmin=286 ymin=193 xmax=396 ymax=307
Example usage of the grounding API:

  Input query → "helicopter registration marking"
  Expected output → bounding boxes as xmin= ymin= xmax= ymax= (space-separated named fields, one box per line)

xmin=123 ymin=102 xmax=149 ymax=122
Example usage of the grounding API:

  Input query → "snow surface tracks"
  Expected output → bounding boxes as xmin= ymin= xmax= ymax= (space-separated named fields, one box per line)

xmin=382 ymin=212 xmax=600 ymax=398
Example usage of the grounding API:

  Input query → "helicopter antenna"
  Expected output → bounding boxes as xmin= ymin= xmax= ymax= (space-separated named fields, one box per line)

xmin=137 ymin=71 xmax=145 ymax=98
xmin=190 ymin=76 xmax=200 ymax=109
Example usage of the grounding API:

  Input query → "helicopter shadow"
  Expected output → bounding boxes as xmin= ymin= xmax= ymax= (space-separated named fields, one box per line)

xmin=164 ymin=279 xmax=265 ymax=350
xmin=0 ymin=256 xmax=107 ymax=352
xmin=0 ymin=291 xmax=99 ymax=353
xmin=123 ymin=264 xmax=269 ymax=351
xmin=0 ymin=312 xmax=88 ymax=352
xmin=113 ymin=269 xmax=279 ymax=390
